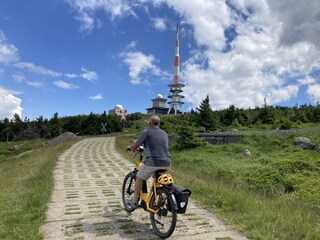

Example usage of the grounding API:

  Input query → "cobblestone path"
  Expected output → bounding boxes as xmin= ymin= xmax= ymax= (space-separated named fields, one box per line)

xmin=41 ymin=137 xmax=248 ymax=240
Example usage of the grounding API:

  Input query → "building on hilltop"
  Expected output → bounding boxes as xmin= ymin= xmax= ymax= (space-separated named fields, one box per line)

xmin=108 ymin=104 xmax=123 ymax=115
xmin=146 ymin=94 xmax=179 ymax=115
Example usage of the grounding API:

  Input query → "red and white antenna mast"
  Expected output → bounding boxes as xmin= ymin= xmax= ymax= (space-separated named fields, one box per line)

xmin=167 ymin=24 xmax=185 ymax=115
xmin=174 ymin=24 xmax=180 ymax=84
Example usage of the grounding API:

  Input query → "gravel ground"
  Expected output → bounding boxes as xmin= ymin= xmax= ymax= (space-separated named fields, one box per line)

xmin=41 ymin=136 xmax=248 ymax=240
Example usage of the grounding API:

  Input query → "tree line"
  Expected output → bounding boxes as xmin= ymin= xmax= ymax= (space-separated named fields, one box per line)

xmin=190 ymin=95 xmax=320 ymax=131
xmin=0 ymin=111 xmax=144 ymax=142
xmin=1 ymin=95 xmax=319 ymax=142
xmin=159 ymin=95 xmax=320 ymax=150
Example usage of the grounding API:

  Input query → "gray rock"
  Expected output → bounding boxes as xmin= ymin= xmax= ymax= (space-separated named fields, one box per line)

xmin=46 ymin=132 xmax=78 ymax=145
xmin=9 ymin=145 xmax=21 ymax=151
xmin=294 ymin=137 xmax=315 ymax=150
xmin=242 ymin=149 xmax=252 ymax=156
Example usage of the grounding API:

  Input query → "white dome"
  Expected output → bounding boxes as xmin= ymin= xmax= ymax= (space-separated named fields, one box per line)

xmin=156 ymin=94 xmax=163 ymax=99
xmin=115 ymin=104 xmax=123 ymax=110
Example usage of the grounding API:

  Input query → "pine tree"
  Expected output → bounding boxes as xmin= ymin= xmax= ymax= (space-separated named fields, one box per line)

xmin=49 ymin=112 xmax=62 ymax=138
xmin=196 ymin=95 xmax=219 ymax=131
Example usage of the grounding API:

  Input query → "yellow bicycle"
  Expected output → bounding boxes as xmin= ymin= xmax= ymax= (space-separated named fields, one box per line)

xmin=122 ymin=146 xmax=191 ymax=239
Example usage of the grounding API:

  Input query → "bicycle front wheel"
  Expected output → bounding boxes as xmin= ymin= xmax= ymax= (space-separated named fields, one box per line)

xmin=150 ymin=187 xmax=177 ymax=239
xmin=122 ymin=172 xmax=136 ymax=212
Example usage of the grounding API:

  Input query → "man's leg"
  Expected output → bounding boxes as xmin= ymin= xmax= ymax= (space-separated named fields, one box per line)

xmin=133 ymin=176 xmax=143 ymax=203
xmin=130 ymin=164 xmax=153 ymax=207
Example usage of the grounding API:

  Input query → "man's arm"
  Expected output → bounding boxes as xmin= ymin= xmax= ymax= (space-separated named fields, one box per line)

xmin=128 ymin=142 xmax=140 ymax=151
xmin=126 ymin=129 xmax=147 ymax=151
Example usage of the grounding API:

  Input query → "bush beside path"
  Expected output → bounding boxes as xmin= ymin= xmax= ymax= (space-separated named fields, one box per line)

xmin=41 ymin=137 xmax=248 ymax=239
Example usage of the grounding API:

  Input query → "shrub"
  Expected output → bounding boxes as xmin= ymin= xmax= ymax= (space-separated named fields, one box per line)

xmin=279 ymin=119 xmax=292 ymax=130
xmin=174 ymin=124 xmax=202 ymax=150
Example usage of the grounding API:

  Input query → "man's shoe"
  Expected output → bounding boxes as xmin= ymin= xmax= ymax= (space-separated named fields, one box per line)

xmin=126 ymin=199 xmax=138 ymax=211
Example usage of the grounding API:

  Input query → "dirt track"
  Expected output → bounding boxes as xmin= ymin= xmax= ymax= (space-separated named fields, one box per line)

xmin=41 ymin=137 xmax=248 ymax=239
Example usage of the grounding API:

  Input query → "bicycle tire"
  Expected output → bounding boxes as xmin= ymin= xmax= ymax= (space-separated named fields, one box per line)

xmin=150 ymin=187 xmax=177 ymax=239
xmin=122 ymin=172 xmax=136 ymax=212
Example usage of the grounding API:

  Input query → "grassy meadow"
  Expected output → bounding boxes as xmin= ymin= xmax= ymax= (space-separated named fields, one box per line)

xmin=0 ymin=139 xmax=79 ymax=240
xmin=116 ymin=129 xmax=320 ymax=240
xmin=1 ymin=127 xmax=319 ymax=240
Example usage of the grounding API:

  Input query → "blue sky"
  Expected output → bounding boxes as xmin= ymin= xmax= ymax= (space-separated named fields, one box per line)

xmin=1 ymin=0 xmax=320 ymax=120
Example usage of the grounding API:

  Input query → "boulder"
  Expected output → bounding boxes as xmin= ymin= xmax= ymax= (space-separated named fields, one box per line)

xmin=242 ymin=149 xmax=252 ymax=157
xmin=294 ymin=137 xmax=315 ymax=150
xmin=9 ymin=145 xmax=21 ymax=151
xmin=45 ymin=132 xmax=78 ymax=145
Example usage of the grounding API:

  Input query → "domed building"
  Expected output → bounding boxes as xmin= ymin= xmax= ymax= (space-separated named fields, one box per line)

xmin=108 ymin=104 xmax=124 ymax=115
xmin=146 ymin=94 xmax=179 ymax=115
xmin=115 ymin=104 xmax=123 ymax=110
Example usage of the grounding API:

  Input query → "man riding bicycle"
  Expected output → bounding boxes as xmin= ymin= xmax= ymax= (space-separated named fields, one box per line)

xmin=126 ymin=115 xmax=171 ymax=210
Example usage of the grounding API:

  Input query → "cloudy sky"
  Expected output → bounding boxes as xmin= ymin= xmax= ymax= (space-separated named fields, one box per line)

xmin=1 ymin=0 xmax=320 ymax=120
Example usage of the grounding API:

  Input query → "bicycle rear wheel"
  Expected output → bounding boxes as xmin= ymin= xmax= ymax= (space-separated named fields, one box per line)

xmin=150 ymin=187 xmax=177 ymax=239
xmin=122 ymin=172 xmax=136 ymax=212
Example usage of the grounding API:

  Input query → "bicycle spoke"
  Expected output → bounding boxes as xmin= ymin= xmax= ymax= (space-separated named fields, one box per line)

xmin=122 ymin=172 xmax=136 ymax=212
xmin=154 ymin=218 xmax=164 ymax=227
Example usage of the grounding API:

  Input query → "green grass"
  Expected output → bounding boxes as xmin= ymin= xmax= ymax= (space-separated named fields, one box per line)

xmin=1 ymin=129 xmax=319 ymax=239
xmin=0 ymin=139 xmax=45 ymax=161
xmin=115 ymin=130 xmax=320 ymax=240
xmin=0 ymin=139 xmax=80 ymax=240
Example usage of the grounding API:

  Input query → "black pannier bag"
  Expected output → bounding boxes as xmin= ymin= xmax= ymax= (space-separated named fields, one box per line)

xmin=171 ymin=184 xmax=192 ymax=214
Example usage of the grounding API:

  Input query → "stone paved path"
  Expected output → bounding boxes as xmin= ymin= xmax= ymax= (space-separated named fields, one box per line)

xmin=41 ymin=137 xmax=248 ymax=240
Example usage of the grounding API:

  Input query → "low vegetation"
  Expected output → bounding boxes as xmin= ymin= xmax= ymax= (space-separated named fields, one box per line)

xmin=0 ymin=139 xmax=79 ymax=240
xmin=1 ymin=95 xmax=320 ymax=239
xmin=116 ymin=129 xmax=320 ymax=240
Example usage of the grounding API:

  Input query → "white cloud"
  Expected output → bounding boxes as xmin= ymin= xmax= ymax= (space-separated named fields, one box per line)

xmin=122 ymin=51 xmax=162 ymax=85
xmin=126 ymin=41 xmax=137 ymax=49
xmin=13 ymin=73 xmax=25 ymax=82
xmin=26 ymin=81 xmax=43 ymax=88
xmin=54 ymin=80 xmax=80 ymax=89
xmin=80 ymin=67 xmax=99 ymax=81
xmin=268 ymin=0 xmax=320 ymax=49
xmin=64 ymin=0 xmax=135 ymax=32
xmin=12 ymin=73 xmax=44 ymax=88
xmin=267 ymin=85 xmax=299 ymax=105
xmin=13 ymin=62 xmax=98 ymax=82
xmin=74 ymin=12 xmax=95 ymax=33
xmin=0 ymin=31 xmax=19 ymax=63
xmin=153 ymin=17 xmax=167 ymax=31
xmin=14 ymin=62 xmax=62 ymax=77
xmin=59 ymin=0 xmax=320 ymax=109
xmin=156 ymin=0 xmax=320 ymax=109
xmin=89 ymin=94 xmax=103 ymax=100
xmin=298 ymin=76 xmax=316 ymax=85
xmin=165 ymin=0 xmax=233 ymax=50
xmin=65 ymin=73 xmax=78 ymax=78
xmin=307 ymin=84 xmax=320 ymax=103
xmin=0 ymin=86 xmax=23 ymax=119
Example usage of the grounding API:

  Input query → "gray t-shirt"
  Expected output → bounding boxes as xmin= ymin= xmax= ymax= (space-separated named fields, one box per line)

xmin=136 ymin=126 xmax=171 ymax=167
